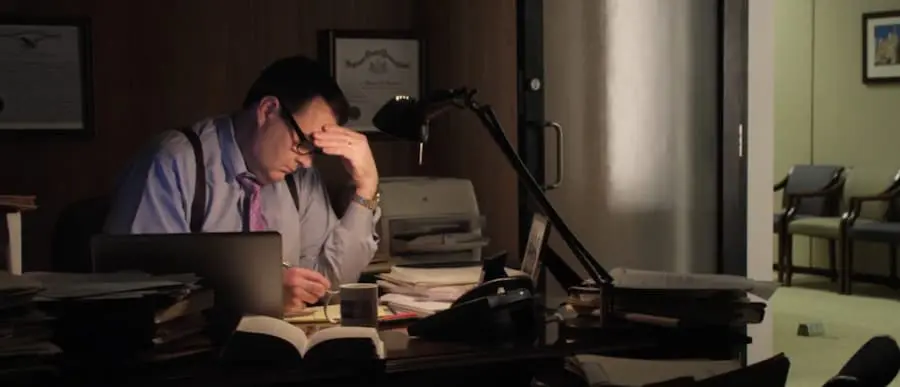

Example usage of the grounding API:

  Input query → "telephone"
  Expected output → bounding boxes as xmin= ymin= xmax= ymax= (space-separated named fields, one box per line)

xmin=453 ymin=276 xmax=534 ymax=305
xmin=406 ymin=275 xmax=539 ymax=343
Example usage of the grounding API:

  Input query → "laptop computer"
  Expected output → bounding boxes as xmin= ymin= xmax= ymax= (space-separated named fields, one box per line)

xmin=90 ymin=232 xmax=283 ymax=318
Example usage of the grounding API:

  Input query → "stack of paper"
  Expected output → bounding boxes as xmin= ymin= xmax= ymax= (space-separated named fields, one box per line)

xmin=607 ymin=268 xmax=777 ymax=328
xmin=1 ymin=195 xmax=36 ymax=276
xmin=379 ymin=294 xmax=454 ymax=316
xmin=24 ymin=271 xmax=214 ymax=360
xmin=0 ymin=271 xmax=60 ymax=380
xmin=0 ymin=195 xmax=37 ymax=211
xmin=376 ymin=265 xmax=527 ymax=316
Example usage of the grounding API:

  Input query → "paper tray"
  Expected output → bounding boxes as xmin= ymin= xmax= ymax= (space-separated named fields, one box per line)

xmin=391 ymin=235 xmax=490 ymax=254
xmin=388 ymin=215 xmax=485 ymax=238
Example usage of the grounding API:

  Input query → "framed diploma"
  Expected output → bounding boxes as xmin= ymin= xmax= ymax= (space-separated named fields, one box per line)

xmin=317 ymin=29 xmax=424 ymax=139
xmin=0 ymin=17 xmax=94 ymax=139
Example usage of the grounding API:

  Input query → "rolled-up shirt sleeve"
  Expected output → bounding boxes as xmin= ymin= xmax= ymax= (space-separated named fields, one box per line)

xmin=297 ymin=170 xmax=380 ymax=287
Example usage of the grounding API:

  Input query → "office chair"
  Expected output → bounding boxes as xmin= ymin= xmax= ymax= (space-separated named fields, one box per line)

xmin=50 ymin=195 xmax=110 ymax=273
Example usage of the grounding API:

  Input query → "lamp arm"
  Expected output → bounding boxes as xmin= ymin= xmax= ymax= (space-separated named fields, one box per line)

xmin=461 ymin=97 xmax=613 ymax=285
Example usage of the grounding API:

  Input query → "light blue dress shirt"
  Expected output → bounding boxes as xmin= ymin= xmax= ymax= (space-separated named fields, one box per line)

xmin=104 ymin=116 xmax=380 ymax=286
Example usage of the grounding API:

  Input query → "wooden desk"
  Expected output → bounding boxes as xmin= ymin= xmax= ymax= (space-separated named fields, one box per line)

xmin=36 ymin=319 xmax=746 ymax=387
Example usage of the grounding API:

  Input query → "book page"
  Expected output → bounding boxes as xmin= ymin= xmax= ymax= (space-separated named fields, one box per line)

xmin=304 ymin=326 xmax=384 ymax=359
xmin=234 ymin=315 xmax=308 ymax=356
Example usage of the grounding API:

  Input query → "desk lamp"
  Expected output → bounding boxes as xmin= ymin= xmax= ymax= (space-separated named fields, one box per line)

xmin=372 ymin=88 xmax=614 ymax=312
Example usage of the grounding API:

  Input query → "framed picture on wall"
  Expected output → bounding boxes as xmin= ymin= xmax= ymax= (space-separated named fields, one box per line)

xmin=0 ymin=16 xmax=94 ymax=139
xmin=317 ymin=29 xmax=424 ymax=139
xmin=863 ymin=10 xmax=900 ymax=84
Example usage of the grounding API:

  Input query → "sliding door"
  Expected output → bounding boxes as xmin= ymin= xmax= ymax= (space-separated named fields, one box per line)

xmin=516 ymin=0 xmax=748 ymax=302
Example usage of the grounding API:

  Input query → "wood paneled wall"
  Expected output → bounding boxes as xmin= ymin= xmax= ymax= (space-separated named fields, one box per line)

xmin=0 ymin=0 xmax=519 ymax=270
xmin=416 ymin=0 xmax=520 ymax=262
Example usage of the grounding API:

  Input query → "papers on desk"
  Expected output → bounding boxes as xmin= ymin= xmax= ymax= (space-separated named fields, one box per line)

xmin=26 ymin=271 xmax=196 ymax=300
xmin=0 ymin=271 xmax=60 ymax=376
xmin=21 ymin=271 xmax=214 ymax=358
xmin=376 ymin=280 xmax=471 ymax=302
xmin=0 ymin=195 xmax=37 ymax=211
xmin=375 ymin=265 xmax=527 ymax=316
xmin=379 ymin=293 xmax=451 ymax=316
xmin=604 ymin=268 xmax=775 ymax=328
xmin=610 ymin=268 xmax=780 ymax=300
xmin=380 ymin=265 xmax=526 ymax=287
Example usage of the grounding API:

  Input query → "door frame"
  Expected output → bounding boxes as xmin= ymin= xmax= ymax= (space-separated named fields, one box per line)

xmin=720 ymin=0 xmax=750 ymax=278
xmin=514 ymin=0 xmax=748 ymax=278
xmin=516 ymin=0 xmax=547 ymax=252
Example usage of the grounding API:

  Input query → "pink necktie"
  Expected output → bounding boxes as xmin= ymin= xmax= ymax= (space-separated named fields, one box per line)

xmin=236 ymin=173 xmax=267 ymax=231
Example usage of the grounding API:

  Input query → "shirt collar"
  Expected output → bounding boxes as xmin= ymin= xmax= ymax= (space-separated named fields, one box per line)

xmin=216 ymin=116 xmax=250 ymax=184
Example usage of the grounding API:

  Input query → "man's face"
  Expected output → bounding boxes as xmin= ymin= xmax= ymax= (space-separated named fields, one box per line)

xmin=252 ymin=96 xmax=337 ymax=184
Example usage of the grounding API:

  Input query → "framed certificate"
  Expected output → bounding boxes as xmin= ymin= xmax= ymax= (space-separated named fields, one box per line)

xmin=521 ymin=213 xmax=551 ymax=283
xmin=317 ymin=29 xmax=424 ymax=139
xmin=0 ymin=16 xmax=94 ymax=139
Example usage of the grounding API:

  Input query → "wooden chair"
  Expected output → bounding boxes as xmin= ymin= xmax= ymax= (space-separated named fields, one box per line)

xmin=841 ymin=169 xmax=900 ymax=294
xmin=774 ymin=165 xmax=846 ymax=287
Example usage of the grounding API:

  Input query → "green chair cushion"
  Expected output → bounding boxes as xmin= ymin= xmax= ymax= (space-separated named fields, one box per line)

xmin=788 ymin=217 xmax=843 ymax=238
xmin=788 ymin=217 xmax=874 ymax=238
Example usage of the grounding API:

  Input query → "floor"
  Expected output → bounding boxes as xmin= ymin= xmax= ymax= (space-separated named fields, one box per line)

xmin=771 ymin=274 xmax=900 ymax=387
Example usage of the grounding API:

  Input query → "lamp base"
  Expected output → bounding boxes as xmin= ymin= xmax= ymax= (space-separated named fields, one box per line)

xmin=566 ymin=282 xmax=613 ymax=323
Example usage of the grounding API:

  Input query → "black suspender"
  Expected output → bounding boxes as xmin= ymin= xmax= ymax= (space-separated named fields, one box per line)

xmin=176 ymin=127 xmax=300 ymax=233
xmin=285 ymin=174 xmax=299 ymax=211
xmin=177 ymin=127 xmax=206 ymax=233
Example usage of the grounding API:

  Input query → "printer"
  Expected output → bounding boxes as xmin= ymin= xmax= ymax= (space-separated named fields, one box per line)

xmin=373 ymin=177 xmax=489 ymax=266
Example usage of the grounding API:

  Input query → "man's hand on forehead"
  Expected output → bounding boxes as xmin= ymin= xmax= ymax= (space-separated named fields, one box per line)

xmin=312 ymin=125 xmax=379 ymax=197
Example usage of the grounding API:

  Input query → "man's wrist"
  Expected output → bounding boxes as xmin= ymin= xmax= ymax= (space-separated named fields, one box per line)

xmin=355 ymin=184 xmax=378 ymax=200
xmin=351 ymin=183 xmax=380 ymax=211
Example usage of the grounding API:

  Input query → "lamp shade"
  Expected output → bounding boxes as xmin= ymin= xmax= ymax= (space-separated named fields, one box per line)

xmin=372 ymin=96 xmax=428 ymax=143
xmin=372 ymin=89 xmax=476 ymax=143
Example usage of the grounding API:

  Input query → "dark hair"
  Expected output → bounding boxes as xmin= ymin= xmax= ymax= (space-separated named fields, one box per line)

xmin=242 ymin=55 xmax=349 ymax=125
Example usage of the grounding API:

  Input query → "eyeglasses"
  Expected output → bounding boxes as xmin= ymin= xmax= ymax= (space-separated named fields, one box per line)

xmin=277 ymin=99 xmax=320 ymax=155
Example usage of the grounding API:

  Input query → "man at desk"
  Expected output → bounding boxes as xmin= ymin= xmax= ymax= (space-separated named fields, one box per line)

xmin=104 ymin=55 xmax=381 ymax=312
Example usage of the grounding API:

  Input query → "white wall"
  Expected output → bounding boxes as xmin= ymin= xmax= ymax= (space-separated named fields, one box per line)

xmin=775 ymin=0 xmax=900 ymax=274
xmin=748 ymin=0 xmax=776 ymax=365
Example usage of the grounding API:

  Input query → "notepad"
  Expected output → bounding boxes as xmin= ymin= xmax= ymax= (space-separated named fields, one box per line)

xmin=284 ymin=304 xmax=394 ymax=324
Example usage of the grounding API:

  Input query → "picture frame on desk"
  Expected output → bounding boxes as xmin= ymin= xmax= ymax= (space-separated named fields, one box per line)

xmin=317 ymin=29 xmax=425 ymax=140
xmin=0 ymin=16 xmax=95 ymax=140
xmin=521 ymin=213 xmax=551 ymax=284
xmin=862 ymin=10 xmax=900 ymax=84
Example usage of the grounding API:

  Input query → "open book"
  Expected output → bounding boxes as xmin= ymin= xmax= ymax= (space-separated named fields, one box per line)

xmin=220 ymin=315 xmax=385 ymax=366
